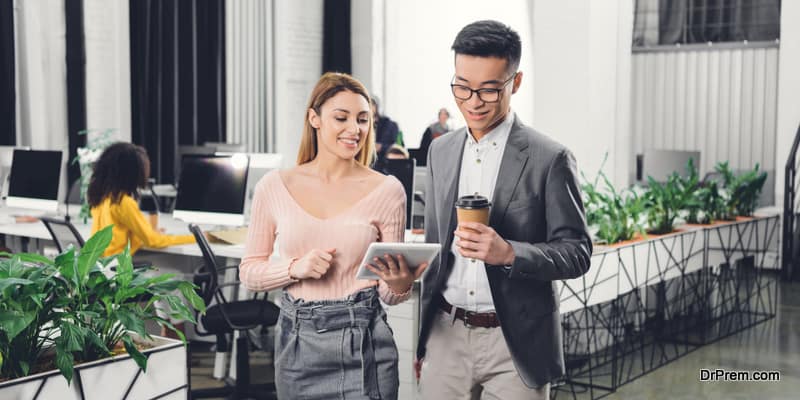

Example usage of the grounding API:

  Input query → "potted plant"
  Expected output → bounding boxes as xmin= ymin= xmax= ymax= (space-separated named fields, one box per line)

xmin=644 ymin=170 xmax=691 ymax=235
xmin=715 ymin=162 xmax=768 ymax=218
xmin=0 ymin=226 xmax=205 ymax=399
xmin=581 ymin=162 xmax=647 ymax=246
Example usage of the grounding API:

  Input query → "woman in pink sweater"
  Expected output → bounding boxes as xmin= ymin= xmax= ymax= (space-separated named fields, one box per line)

xmin=240 ymin=72 xmax=427 ymax=399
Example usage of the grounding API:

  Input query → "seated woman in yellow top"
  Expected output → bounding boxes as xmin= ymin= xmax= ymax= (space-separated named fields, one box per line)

xmin=89 ymin=142 xmax=195 ymax=256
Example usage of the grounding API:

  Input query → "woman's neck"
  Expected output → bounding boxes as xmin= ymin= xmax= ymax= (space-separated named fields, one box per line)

xmin=305 ymin=152 xmax=359 ymax=183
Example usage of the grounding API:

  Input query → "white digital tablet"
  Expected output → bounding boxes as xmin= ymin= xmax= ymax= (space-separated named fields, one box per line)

xmin=356 ymin=242 xmax=440 ymax=280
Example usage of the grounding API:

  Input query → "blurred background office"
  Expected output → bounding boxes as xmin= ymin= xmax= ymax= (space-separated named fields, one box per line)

xmin=1 ymin=0 xmax=799 ymax=399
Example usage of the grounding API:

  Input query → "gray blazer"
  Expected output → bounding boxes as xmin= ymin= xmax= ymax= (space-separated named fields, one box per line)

xmin=418 ymin=114 xmax=593 ymax=388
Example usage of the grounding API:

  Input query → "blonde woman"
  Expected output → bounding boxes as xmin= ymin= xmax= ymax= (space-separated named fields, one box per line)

xmin=240 ymin=72 xmax=427 ymax=399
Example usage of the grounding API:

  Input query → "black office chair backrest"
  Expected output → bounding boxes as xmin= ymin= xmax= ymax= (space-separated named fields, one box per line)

xmin=40 ymin=217 xmax=85 ymax=253
xmin=188 ymin=224 xmax=220 ymax=306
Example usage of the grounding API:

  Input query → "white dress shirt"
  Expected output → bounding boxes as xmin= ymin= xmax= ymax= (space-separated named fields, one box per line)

xmin=443 ymin=112 xmax=514 ymax=312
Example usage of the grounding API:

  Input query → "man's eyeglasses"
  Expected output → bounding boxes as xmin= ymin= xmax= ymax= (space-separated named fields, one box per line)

xmin=450 ymin=73 xmax=517 ymax=103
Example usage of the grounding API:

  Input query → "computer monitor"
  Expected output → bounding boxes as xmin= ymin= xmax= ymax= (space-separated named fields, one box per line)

xmin=173 ymin=154 xmax=250 ymax=226
xmin=640 ymin=149 xmax=701 ymax=183
xmin=206 ymin=142 xmax=246 ymax=153
xmin=6 ymin=149 xmax=63 ymax=212
xmin=376 ymin=158 xmax=415 ymax=229
xmin=234 ymin=153 xmax=283 ymax=218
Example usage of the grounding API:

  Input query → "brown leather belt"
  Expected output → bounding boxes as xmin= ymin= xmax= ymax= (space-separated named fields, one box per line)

xmin=438 ymin=295 xmax=501 ymax=328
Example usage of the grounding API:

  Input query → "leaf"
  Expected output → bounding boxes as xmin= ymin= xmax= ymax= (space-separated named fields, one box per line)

xmin=0 ymin=310 xmax=36 ymax=341
xmin=58 ymin=321 xmax=85 ymax=352
xmin=179 ymin=282 xmax=207 ymax=314
xmin=154 ymin=317 xmax=187 ymax=343
xmin=116 ymin=308 xmax=147 ymax=337
xmin=84 ymin=329 xmax=110 ymax=360
xmin=0 ymin=252 xmax=54 ymax=266
xmin=77 ymin=225 xmax=113 ymax=284
xmin=0 ymin=277 xmax=34 ymax=292
xmin=55 ymin=342 xmax=75 ymax=384
xmin=122 ymin=335 xmax=148 ymax=372
xmin=115 ymin=243 xmax=134 ymax=289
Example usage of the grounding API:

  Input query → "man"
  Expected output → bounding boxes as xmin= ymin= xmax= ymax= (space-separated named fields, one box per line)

xmin=417 ymin=20 xmax=592 ymax=399
xmin=370 ymin=95 xmax=402 ymax=162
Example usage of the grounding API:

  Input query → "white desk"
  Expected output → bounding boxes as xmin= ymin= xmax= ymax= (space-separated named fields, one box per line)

xmin=0 ymin=206 xmax=425 ymax=390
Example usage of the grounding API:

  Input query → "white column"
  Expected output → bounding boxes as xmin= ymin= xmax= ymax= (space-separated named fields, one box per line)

xmin=531 ymin=0 xmax=634 ymax=187
xmin=775 ymin=1 xmax=800 ymax=207
xmin=83 ymin=0 xmax=131 ymax=143
xmin=14 ymin=0 xmax=69 ymax=152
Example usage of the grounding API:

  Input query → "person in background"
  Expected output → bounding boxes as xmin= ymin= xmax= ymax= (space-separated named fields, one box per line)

xmin=418 ymin=108 xmax=451 ymax=159
xmin=240 ymin=72 xmax=428 ymax=399
xmin=88 ymin=142 xmax=196 ymax=257
xmin=370 ymin=95 xmax=402 ymax=163
xmin=88 ymin=142 xmax=197 ymax=339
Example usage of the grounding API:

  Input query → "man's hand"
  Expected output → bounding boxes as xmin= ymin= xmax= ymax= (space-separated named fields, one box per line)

xmin=414 ymin=357 xmax=423 ymax=381
xmin=454 ymin=222 xmax=515 ymax=265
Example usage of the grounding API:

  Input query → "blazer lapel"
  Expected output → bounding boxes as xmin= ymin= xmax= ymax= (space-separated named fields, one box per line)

xmin=489 ymin=116 xmax=530 ymax=227
xmin=439 ymin=130 xmax=467 ymax=270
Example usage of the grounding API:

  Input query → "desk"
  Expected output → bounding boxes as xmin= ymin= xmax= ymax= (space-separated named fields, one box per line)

xmin=0 ymin=206 xmax=425 ymax=390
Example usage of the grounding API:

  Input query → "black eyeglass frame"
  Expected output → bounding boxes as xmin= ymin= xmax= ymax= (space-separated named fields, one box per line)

xmin=450 ymin=72 xmax=518 ymax=103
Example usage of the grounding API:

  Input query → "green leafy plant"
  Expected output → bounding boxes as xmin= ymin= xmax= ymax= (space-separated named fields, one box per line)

xmin=715 ymin=161 xmax=768 ymax=217
xmin=644 ymin=172 xmax=691 ymax=234
xmin=682 ymin=158 xmax=708 ymax=224
xmin=0 ymin=226 xmax=205 ymax=384
xmin=0 ymin=253 xmax=64 ymax=379
xmin=581 ymin=156 xmax=647 ymax=245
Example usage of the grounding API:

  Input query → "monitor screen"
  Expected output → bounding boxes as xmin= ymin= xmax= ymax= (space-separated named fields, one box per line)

xmin=6 ymin=149 xmax=63 ymax=211
xmin=641 ymin=149 xmax=701 ymax=183
xmin=376 ymin=158 xmax=415 ymax=229
xmin=173 ymin=154 xmax=249 ymax=226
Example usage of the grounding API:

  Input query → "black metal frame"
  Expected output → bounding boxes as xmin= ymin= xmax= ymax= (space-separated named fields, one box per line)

xmin=39 ymin=216 xmax=86 ymax=252
xmin=782 ymin=123 xmax=800 ymax=282
xmin=553 ymin=216 xmax=779 ymax=399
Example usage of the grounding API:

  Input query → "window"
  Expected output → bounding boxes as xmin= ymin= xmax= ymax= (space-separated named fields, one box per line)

xmin=633 ymin=0 xmax=781 ymax=48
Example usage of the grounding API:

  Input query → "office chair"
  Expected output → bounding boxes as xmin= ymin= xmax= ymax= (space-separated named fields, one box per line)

xmin=39 ymin=217 xmax=152 ymax=270
xmin=40 ymin=216 xmax=85 ymax=252
xmin=188 ymin=224 xmax=279 ymax=400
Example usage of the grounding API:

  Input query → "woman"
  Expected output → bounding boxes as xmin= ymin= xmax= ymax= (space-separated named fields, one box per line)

xmin=240 ymin=72 xmax=426 ymax=399
xmin=88 ymin=142 xmax=195 ymax=257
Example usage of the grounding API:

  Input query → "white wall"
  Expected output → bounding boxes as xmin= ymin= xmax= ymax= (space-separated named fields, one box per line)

xmin=531 ymin=0 xmax=634 ymax=187
xmin=382 ymin=0 xmax=535 ymax=149
xmin=226 ymin=0 xmax=274 ymax=153
xmin=775 ymin=1 xmax=800 ymax=207
xmin=14 ymin=0 xmax=68 ymax=152
xmin=351 ymin=0 xmax=384 ymax=98
xmin=13 ymin=0 xmax=70 ymax=201
xmin=273 ymin=0 xmax=323 ymax=166
xmin=83 ymin=0 xmax=131 ymax=143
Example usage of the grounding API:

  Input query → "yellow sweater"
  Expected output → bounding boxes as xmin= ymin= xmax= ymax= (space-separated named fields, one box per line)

xmin=90 ymin=194 xmax=195 ymax=257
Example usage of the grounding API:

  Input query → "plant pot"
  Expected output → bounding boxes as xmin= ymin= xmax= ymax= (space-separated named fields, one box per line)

xmin=0 ymin=334 xmax=186 ymax=400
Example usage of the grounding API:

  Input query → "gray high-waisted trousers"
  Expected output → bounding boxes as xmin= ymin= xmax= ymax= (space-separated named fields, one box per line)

xmin=275 ymin=287 xmax=399 ymax=399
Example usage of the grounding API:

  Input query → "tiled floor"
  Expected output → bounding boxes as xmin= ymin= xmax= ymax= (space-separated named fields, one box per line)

xmin=188 ymin=279 xmax=800 ymax=399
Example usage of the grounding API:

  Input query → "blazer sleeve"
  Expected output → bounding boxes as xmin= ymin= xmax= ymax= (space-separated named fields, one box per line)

xmin=505 ymin=149 xmax=593 ymax=281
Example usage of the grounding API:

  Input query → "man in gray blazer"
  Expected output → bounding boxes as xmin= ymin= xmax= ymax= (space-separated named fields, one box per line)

xmin=416 ymin=20 xmax=592 ymax=399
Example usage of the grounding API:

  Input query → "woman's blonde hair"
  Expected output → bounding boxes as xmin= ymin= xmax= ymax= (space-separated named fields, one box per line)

xmin=296 ymin=72 xmax=375 ymax=166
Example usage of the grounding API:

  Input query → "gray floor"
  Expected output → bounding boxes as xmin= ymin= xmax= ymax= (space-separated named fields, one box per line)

xmin=188 ymin=279 xmax=800 ymax=399
xmin=604 ymin=279 xmax=800 ymax=400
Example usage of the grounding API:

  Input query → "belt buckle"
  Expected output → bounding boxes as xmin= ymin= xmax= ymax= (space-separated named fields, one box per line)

xmin=463 ymin=310 xmax=476 ymax=327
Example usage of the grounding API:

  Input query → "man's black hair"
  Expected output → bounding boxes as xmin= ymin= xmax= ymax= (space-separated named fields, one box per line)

xmin=451 ymin=20 xmax=521 ymax=73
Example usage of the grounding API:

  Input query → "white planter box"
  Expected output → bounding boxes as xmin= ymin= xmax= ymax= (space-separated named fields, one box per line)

xmin=0 ymin=335 xmax=187 ymax=400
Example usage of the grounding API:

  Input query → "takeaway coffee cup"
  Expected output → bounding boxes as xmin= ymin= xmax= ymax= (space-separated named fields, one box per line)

xmin=456 ymin=195 xmax=491 ymax=233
